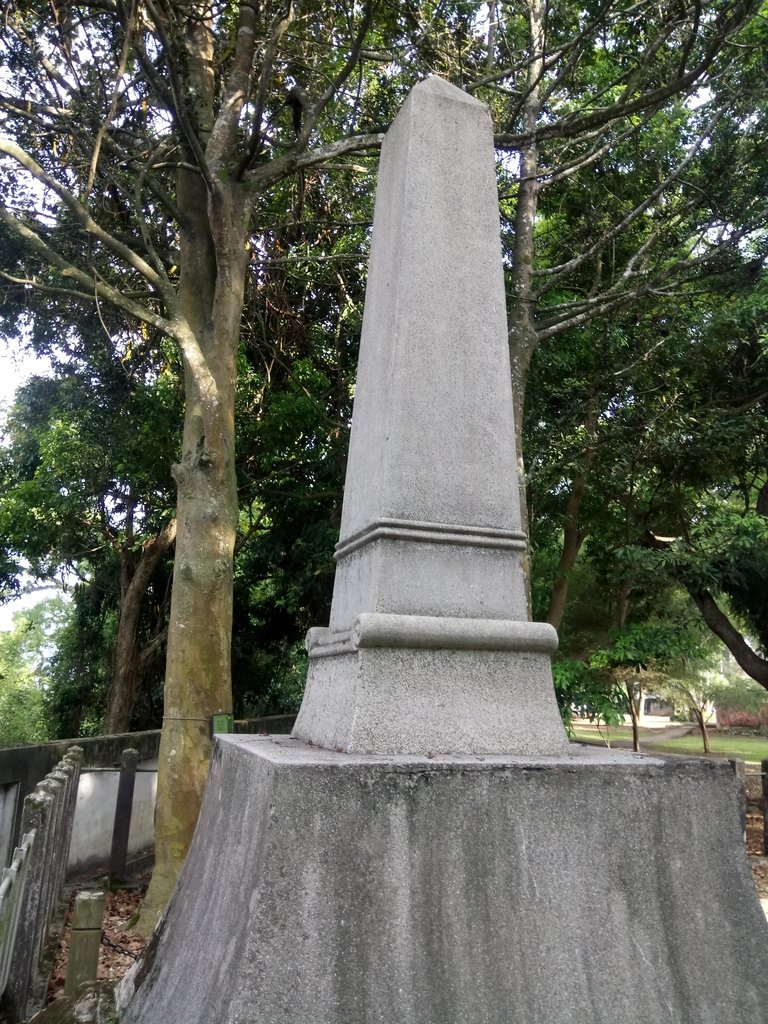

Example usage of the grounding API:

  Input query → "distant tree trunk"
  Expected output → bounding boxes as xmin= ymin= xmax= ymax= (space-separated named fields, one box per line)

xmin=545 ymin=473 xmax=587 ymax=630
xmin=104 ymin=519 xmax=177 ymax=734
xmin=625 ymin=679 xmax=641 ymax=753
xmin=545 ymin=400 xmax=598 ymax=629
xmin=614 ymin=584 xmax=640 ymax=751
xmin=615 ymin=580 xmax=632 ymax=632
xmin=508 ymin=0 xmax=545 ymax=613
xmin=692 ymin=704 xmax=711 ymax=754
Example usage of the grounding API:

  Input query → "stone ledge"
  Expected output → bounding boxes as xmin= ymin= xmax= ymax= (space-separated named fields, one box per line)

xmin=307 ymin=613 xmax=557 ymax=657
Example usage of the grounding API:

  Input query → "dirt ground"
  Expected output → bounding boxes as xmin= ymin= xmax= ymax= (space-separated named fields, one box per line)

xmin=747 ymin=811 xmax=768 ymax=899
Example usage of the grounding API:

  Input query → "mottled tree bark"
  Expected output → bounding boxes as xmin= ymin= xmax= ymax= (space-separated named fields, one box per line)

xmin=139 ymin=174 xmax=251 ymax=929
xmin=137 ymin=3 xmax=253 ymax=930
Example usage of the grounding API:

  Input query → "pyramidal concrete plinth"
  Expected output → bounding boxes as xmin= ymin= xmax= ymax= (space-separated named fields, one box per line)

xmin=292 ymin=75 xmax=566 ymax=756
xmin=120 ymin=737 xmax=768 ymax=1024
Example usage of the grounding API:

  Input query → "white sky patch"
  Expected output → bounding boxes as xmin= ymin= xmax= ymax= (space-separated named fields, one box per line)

xmin=0 ymin=336 xmax=53 ymax=415
xmin=0 ymin=339 xmax=65 ymax=632
xmin=0 ymin=587 xmax=63 ymax=632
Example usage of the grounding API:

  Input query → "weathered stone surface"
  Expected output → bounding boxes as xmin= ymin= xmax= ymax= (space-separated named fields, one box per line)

xmin=293 ymin=77 xmax=566 ymax=755
xmin=119 ymin=735 xmax=768 ymax=1024
xmin=64 ymin=892 xmax=105 ymax=997
xmin=119 ymin=79 xmax=768 ymax=1024
xmin=296 ymin=626 xmax=562 ymax=755
xmin=27 ymin=980 xmax=116 ymax=1024
xmin=333 ymin=78 xmax=522 ymax=565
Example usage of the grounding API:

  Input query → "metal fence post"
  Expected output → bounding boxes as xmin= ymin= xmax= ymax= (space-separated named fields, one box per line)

xmin=109 ymin=749 xmax=138 ymax=885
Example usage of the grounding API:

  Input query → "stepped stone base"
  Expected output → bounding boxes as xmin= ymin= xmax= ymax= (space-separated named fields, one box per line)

xmin=293 ymin=613 xmax=568 ymax=755
xmin=119 ymin=735 xmax=768 ymax=1024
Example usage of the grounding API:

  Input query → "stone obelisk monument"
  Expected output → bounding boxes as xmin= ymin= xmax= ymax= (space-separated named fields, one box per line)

xmin=292 ymin=76 xmax=567 ymax=756
xmin=120 ymin=79 xmax=768 ymax=1024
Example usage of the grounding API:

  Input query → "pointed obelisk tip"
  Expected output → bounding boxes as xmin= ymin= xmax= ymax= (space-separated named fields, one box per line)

xmin=411 ymin=75 xmax=485 ymax=107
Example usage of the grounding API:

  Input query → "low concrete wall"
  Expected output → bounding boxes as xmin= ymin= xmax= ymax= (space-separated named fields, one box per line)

xmin=0 ymin=732 xmax=161 ymax=869
xmin=234 ymin=714 xmax=296 ymax=734
xmin=3 ymin=719 xmax=295 ymax=876
xmin=68 ymin=764 xmax=157 ymax=876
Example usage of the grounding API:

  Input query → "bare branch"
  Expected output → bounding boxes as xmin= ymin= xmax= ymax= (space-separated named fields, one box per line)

xmin=0 ymin=270 xmax=97 ymax=304
xmin=207 ymin=0 xmax=263 ymax=170
xmin=85 ymin=0 xmax=138 ymax=201
xmin=536 ymin=288 xmax=649 ymax=341
xmin=310 ymin=0 xmax=376 ymax=120
xmin=536 ymin=109 xmax=724 ymax=291
xmin=496 ymin=0 xmax=754 ymax=149
xmin=532 ymin=119 xmax=649 ymax=186
xmin=0 ymin=206 xmax=175 ymax=333
xmin=246 ymin=132 xmax=385 ymax=190
xmin=140 ymin=0 xmax=215 ymax=191
xmin=0 ymin=137 xmax=172 ymax=296
xmin=134 ymin=143 xmax=177 ymax=289
xmin=240 ymin=1 xmax=295 ymax=174
xmin=0 ymin=94 xmax=73 ymax=119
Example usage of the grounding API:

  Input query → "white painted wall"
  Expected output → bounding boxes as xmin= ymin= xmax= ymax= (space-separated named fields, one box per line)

xmin=67 ymin=762 xmax=157 ymax=875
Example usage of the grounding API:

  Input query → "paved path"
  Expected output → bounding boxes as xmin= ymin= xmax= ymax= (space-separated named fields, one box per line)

xmin=574 ymin=722 xmax=696 ymax=750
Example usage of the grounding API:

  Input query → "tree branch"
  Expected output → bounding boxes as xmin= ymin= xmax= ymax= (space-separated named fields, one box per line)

xmin=240 ymin=1 xmax=295 ymax=174
xmin=310 ymin=0 xmax=376 ymax=120
xmin=141 ymin=0 xmax=215 ymax=191
xmin=207 ymin=0 xmax=262 ymax=170
xmin=246 ymin=132 xmax=385 ymax=190
xmin=0 ymin=206 xmax=175 ymax=333
xmin=688 ymin=589 xmax=768 ymax=689
xmin=0 ymin=138 xmax=173 ymax=297
xmin=495 ymin=0 xmax=754 ymax=148
xmin=536 ymin=109 xmax=723 ymax=288
xmin=84 ymin=0 xmax=138 ymax=201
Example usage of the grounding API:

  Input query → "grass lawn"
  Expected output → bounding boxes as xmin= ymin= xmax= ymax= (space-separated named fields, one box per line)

xmin=572 ymin=726 xmax=768 ymax=763
xmin=573 ymin=724 xmax=638 ymax=741
xmin=571 ymin=725 xmax=652 ymax=743
xmin=650 ymin=733 xmax=768 ymax=762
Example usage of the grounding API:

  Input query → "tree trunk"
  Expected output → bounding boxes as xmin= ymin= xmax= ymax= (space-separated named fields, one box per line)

xmin=615 ymin=580 xmax=632 ymax=633
xmin=545 ymin=474 xmax=587 ymax=629
xmin=615 ymin=586 xmax=640 ymax=750
xmin=693 ymin=706 xmax=711 ymax=754
xmin=508 ymin=0 xmax=545 ymax=613
xmin=626 ymin=680 xmax=641 ymax=752
xmin=138 ymin=169 xmax=251 ymax=931
xmin=545 ymin=399 xmax=597 ymax=629
xmin=104 ymin=519 xmax=177 ymax=734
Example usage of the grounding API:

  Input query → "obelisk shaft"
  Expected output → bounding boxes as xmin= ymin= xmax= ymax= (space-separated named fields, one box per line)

xmin=329 ymin=77 xmax=527 ymax=634
xmin=293 ymin=77 xmax=567 ymax=755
